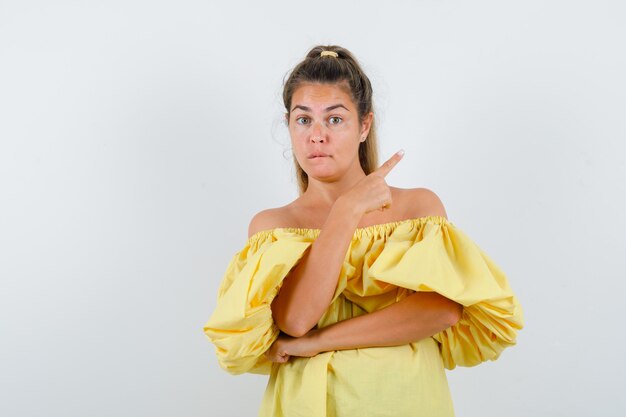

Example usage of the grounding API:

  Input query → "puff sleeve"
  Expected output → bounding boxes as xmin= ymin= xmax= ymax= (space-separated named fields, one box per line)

xmin=366 ymin=219 xmax=524 ymax=370
xmin=203 ymin=230 xmax=313 ymax=375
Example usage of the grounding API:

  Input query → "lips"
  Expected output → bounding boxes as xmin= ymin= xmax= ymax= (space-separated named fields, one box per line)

xmin=308 ymin=152 xmax=330 ymax=159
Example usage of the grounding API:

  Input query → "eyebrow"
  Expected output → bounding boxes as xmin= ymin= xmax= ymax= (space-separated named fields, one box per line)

xmin=291 ymin=104 xmax=350 ymax=112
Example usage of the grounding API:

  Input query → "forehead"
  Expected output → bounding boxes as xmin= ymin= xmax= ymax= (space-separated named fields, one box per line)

xmin=291 ymin=82 xmax=355 ymax=109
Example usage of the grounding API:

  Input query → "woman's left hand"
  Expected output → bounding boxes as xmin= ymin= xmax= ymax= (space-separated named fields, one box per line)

xmin=264 ymin=328 xmax=322 ymax=363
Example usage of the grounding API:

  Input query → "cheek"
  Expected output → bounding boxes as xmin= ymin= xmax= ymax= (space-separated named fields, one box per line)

xmin=290 ymin=140 xmax=308 ymax=164
xmin=337 ymin=137 xmax=360 ymax=153
xmin=291 ymin=136 xmax=305 ymax=151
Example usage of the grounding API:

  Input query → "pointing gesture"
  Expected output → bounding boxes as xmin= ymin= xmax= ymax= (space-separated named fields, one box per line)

xmin=341 ymin=149 xmax=405 ymax=215
xmin=372 ymin=149 xmax=405 ymax=178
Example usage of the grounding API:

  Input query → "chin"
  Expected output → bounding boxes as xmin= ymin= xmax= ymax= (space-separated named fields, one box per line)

xmin=306 ymin=168 xmax=342 ymax=181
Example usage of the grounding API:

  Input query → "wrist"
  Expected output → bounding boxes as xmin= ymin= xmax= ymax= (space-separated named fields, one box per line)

xmin=333 ymin=195 xmax=364 ymax=220
xmin=306 ymin=326 xmax=328 ymax=354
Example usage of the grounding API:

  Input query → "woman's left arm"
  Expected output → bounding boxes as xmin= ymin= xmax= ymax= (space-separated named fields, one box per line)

xmin=265 ymin=291 xmax=463 ymax=362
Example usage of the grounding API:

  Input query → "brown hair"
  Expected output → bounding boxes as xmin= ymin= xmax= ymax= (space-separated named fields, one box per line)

xmin=282 ymin=45 xmax=380 ymax=195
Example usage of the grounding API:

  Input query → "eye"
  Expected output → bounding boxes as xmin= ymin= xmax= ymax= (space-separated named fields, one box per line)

xmin=295 ymin=116 xmax=309 ymax=125
xmin=329 ymin=116 xmax=343 ymax=125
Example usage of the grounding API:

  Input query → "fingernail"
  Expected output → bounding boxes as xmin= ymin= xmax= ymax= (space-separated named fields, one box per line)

xmin=397 ymin=149 xmax=405 ymax=156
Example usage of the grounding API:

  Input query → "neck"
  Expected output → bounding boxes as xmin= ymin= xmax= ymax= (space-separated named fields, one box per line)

xmin=301 ymin=162 xmax=367 ymax=208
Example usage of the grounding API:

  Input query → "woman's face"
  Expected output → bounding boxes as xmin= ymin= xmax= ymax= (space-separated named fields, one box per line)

xmin=287 ymin=82 xmax=372 ymax=182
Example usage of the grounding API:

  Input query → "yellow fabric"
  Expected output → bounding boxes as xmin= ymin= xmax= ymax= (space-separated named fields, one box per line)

xmin=203 ymin=215 xmax=524 ymax=416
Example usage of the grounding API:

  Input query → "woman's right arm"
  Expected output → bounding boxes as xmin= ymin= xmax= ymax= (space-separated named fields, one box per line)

xmin=269 ymin=197 xmax=362 ymax=337
xmin=268 ymin=150 xmax=405 ymax=337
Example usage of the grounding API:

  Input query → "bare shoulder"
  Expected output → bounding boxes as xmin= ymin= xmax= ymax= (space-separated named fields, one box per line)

xmin=395 ymin=187 xmax=448 ymax=220
xmin=247 ymin=206 xmax=295 ymax=238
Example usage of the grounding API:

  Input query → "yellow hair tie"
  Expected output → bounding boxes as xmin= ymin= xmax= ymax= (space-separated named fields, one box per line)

xmin=320 ymin=50 xmax=338 ymax=58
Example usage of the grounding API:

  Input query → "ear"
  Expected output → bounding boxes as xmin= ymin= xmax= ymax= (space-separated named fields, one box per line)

xmin=360 ymin=112 xmax=374 ymax=141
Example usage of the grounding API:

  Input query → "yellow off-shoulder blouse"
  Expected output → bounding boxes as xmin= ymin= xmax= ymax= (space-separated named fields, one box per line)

xmin=203 ymin=215 xmax=524 ymax=417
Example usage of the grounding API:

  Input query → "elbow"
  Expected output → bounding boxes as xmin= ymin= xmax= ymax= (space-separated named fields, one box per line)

xmin=275 ymin=318 xmax=310 ymax=338
xmin=426 ymin=293 xmax=463 ymax=328
xmin=271 ymin=301 xmax=311 ymax=338
xmin=444 ymin=302 xmax=463 ymax=327
xmin=284 ymin=324 xmax=310 ymax=338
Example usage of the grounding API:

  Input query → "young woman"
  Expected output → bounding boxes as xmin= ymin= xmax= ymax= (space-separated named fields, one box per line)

xmin=204 ymin=45 xmax=523 ymax=417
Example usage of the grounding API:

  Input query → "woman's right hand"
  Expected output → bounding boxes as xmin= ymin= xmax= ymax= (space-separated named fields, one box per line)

xmin=340 ymin=149 xmax=405 ymax=215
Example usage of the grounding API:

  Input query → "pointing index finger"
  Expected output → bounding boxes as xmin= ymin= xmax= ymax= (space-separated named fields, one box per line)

xmin=374 ymin=149 xmax=405 ymax=177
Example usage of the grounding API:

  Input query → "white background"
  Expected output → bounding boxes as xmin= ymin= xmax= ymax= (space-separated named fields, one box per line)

xmin=1 ymin=1 xmax=625 ymax=416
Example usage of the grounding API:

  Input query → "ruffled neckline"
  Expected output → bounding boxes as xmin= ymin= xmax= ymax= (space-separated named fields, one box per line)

xmin=248 ymin=215 xmax=451 ymax=243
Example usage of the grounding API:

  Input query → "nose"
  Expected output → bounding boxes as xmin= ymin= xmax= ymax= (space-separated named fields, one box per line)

xmin=309 ymin=121 xmax=326 ymax=143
